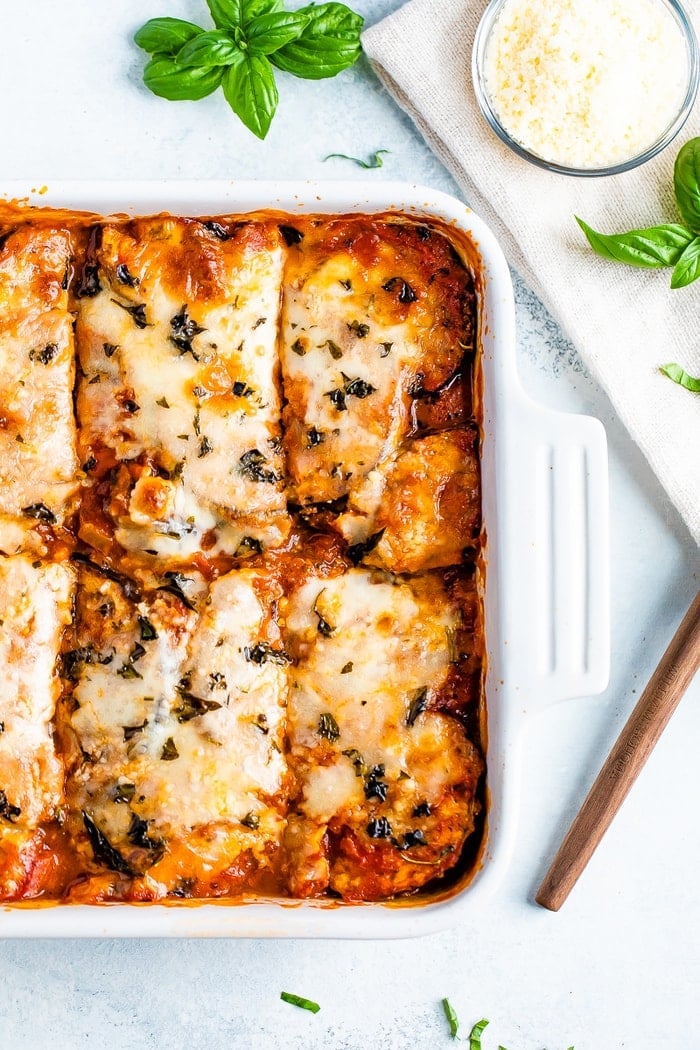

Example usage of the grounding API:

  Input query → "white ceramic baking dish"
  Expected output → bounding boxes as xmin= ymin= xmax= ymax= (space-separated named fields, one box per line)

xmin=0 ymin=181 xmax=609 ymax=937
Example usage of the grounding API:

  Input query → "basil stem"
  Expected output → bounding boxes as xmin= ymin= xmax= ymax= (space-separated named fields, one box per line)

xmin=575 ymin=217 xmax=694 ymax=268
xmin=670 ymin=235 xmax=700 ymax=289
xmin=324 ymin=149 xmax=389 ymax=169
xmin=442 ymin=998 xmax=459 ymax=1039
xmin=280 ymin=991 xmax=320 ymax=1013
xmin=660 ymin=363 xmax=700 ymax=392
xmin=674 ymin=137 xmax=700 ymax=233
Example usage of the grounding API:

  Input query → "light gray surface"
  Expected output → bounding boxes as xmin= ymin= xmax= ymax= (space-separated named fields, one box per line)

xmin=0 ymin=1 xmax=698 ymax=1048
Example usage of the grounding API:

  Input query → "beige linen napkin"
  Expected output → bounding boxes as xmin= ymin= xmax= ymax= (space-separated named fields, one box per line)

xmin=363 ymin=0 xmax=700 ymax=544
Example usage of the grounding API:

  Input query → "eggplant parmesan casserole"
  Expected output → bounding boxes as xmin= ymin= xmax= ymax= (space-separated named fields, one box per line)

xmin=0 ymin=208 xmax=484 ymax=905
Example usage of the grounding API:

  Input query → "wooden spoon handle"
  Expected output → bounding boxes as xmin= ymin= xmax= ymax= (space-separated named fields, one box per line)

xmin=536 ymin=588 xmax=700 ymax=912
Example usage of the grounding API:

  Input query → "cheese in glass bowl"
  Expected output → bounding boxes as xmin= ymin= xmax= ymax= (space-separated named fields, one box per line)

xmin=472 ymin=0 xmax=699 ymax=175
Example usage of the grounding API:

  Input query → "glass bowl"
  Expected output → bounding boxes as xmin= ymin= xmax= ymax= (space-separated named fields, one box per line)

xmin=471 ymin=0 xmax=700 ymax=177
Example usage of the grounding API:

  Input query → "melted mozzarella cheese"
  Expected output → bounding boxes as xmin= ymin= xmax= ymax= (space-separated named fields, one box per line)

xmin=0 ymin=227 xmax=78 ymax=551
xmin=285 ymin=569 xmax=456 ymax=774
xmin=280 ymin=218 xmax=474 ymax=508
xmin=76 ymin=219 xmax=289 ymax=560
xmin=283 ymin=569 xmax=479 ymax=896
xmin=68 ymin=568 xmax=288 ymax=880
xmin=0 ymin=556 xmax=73 ymax=829
xmin=281 ymin=243 xmax=413 ymax=506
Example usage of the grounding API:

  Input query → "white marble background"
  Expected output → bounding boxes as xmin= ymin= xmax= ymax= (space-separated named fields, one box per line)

xmin=0 ymin=2 xmax=697 ymax=1048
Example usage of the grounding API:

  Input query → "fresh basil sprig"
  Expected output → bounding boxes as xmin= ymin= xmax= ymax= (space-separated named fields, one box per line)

xmin=660 ymin=362 xmax=700 ymax=392
xmin=576 ymin=137 xmax=700 ymax=288
xmin=576 ymin=139 xmax=700 ymax=392
xmin=134 ymin=0 xmax=363 ymax=138
xmin=574 ymin=218 xmax=694 ymax=269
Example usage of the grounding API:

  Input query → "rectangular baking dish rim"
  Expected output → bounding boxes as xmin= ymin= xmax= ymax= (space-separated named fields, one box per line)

xmin=0 ymin=180 xmax=608 ymax=938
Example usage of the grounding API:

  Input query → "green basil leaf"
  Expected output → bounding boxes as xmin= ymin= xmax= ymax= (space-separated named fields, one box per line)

xmin=134 ymin=18 xmax=203 ymax=56
xmin=271 ymin=38 xmax=361 ymax=79
xmin=324 ymin=149 xmax=389 ymax=169
xmin=271 ymin=2 xmax=363 ymax=79
xmin=222 ymin=52 xmax=278 ymax=139
xmin=674 ymin=137 xmax=700 ymax=232
xmin=280 ymin=991 xmax=320 ymax=1013
xmin=660 ymin=362 xmax=700 ymax=391
xmin=294 ymin=0 xmax=363 ymax=37
xmin=575 ymin=216 xmax=695 ymax=268
xmin=469 ymin=1018 xmax=490 ymax=1050
xmin=246 ymin=11 xmax=310 ymax=55
xmin=143 ymin=55 xmax=224 ymax=101
xmin=242 ymin=0 xmax=284 ymax=24
xmin=176 ymin=29 xmax=239 ymax=69
xmin=670 ymin=234 xmax=700 ymax=288
xmin=442 ymin=998 xmax=459 ymax=1039
xmin=206 ymin=0 xmax=243 ymax=29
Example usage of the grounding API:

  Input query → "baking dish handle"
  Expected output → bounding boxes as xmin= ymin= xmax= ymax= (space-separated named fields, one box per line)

xmin=498 ymin=399 xmax=610 ymax=708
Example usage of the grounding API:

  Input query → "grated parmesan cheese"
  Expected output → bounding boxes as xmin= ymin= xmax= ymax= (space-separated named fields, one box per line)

xmin=483 ymin=0 xmax=689 ymax=169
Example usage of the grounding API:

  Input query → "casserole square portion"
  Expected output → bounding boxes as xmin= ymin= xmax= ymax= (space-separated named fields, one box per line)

xmin=0 ymin=555 xmax=74 ymax=898
xmin=278 ymin=217 xmax=479 ymax=572
xmin=76 ymin=217 xmax=290 ymax=565
xmin=333 ymin=426 xmax=481 ymax=573
xmin=0 ymin=226 xmax=79 ymax=554
xmin=60 ymin=563 xmax=289 ymax=902
xmin=283 ymin=567 xmax=482 ymax=901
